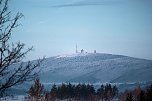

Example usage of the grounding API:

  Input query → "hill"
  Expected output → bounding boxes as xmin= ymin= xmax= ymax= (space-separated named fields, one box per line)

xmin=3 ymin=53 xmax=152 ymax=101
xmin=39 ymin=53 xmax=152 ymax=84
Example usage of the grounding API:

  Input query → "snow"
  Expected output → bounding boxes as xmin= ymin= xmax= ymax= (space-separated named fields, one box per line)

xmin=39 ymin=53 xmax=152 ymax=84
xmin=4 ymin=53 xmax=152 ymax=95
xmin=55 ymin=52 xmax=90 ymax=58
xmin=0 ymin=95 xmax=25 ymax=101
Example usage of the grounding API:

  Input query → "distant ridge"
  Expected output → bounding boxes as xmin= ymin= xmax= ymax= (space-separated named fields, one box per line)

xmin=8 ymin=53 xmax=152 ymax=94
xmin=39 ymin=53 xmax=152 ymax=84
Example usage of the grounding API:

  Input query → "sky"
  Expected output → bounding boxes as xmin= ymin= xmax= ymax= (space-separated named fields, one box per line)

xmin=10 ymin=0 xmax=152 ymax=60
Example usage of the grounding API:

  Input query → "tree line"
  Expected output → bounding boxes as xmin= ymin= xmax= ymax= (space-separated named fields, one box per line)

xmin=28 ymin=79 xmax=118 ymax=101
xmin=27 ymin=79 xmax=152 ymax=101
xmin=119 ymin=84 xmax=152 ymax=101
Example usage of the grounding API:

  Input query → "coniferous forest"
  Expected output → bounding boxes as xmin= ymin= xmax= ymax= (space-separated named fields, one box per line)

xmin=27 ymin=79 xmax=152 ymax=101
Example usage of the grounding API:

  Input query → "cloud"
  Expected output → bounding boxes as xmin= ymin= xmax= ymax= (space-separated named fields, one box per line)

xmin=51 ymin=0 xmax=121 ymax=8
xmin=51 ymin=2 xmax=103 ymax=7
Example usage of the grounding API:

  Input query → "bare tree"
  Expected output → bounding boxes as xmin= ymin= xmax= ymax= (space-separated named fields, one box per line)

xmin=0 ymin=0 xmax=42 ymax=96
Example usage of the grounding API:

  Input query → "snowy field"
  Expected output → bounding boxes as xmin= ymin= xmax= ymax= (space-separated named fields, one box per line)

xmin=0 ymin=96 xmax=119 ymax=101
xmin=0 ymin=95 xmax=25 ymax=101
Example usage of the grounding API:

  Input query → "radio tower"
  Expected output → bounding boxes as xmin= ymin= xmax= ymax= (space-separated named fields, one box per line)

xmin=76 ymin=43 xmax=78 ymax=53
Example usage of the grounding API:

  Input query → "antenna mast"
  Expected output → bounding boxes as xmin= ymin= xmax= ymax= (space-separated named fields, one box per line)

xmin=76 ymin=43 xmax=78 ymax=53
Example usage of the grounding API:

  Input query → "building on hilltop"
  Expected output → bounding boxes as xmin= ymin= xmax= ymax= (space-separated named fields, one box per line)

xmin=81 ymin=49 xmax=84 ymax=53
xmin=76 ymin=44 xmax=96 ymax=54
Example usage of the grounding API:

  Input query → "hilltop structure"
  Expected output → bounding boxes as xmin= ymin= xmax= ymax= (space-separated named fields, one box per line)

xmin=76 ymin=44 xmax=96 ymax=54
xmin=81 ymin=49 xmax=84 ymax=53
xmin=76 ymin=44 xmax=78 ymax=53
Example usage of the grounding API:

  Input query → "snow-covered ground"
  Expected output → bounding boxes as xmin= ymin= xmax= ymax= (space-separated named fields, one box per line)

xmin=39 ymin=53 xmax=152 ymax=83
xmin=55 ymin=52 xmax=90 ymax=58
xmin=0 ymin=95 xmax=25 ymax=101
xmin=3 ymin=53 xmax=152 ymax=96
xmin=0 ymin=96 xmax=119 ymax=101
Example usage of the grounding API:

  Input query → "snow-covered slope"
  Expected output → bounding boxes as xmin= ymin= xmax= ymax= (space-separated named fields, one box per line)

xmin=6 ymin=53 xmax=152 ymax=95
xmin=39 ymin=53 xmax=152 ymax=84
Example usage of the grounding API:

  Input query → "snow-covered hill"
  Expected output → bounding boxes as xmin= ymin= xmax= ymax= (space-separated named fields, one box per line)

xmin=6 ymin=53 xmax=152 ymax=95
xmin=39 ymin=53 xmax=152 ymax=84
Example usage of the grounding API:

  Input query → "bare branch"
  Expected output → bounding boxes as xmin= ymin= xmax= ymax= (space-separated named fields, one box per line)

xmin=0 ymin=0 xmax=43 ymax=96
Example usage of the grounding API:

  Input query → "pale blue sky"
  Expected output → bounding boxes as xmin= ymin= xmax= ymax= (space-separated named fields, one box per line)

xmin=10 ymin=0 xmax=152 ymax=60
